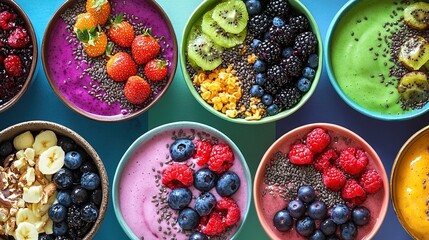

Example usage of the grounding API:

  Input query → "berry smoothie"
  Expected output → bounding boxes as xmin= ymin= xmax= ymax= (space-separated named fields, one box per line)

xmin=45 ymin=0 xmax=176 ymax=118
xmin=116 ymin=126 xmax=250 ymax=239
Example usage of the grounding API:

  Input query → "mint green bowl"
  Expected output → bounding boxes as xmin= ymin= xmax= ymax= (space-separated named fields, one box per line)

xmin=112 ymin=121 xmax=251 ymax=239
xmin=180 ymin=0 xmax=323 ymax=124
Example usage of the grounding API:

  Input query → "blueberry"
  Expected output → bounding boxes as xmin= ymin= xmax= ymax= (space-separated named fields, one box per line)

xmin=272 ymin=16 xmax=285 ymax=27
xmin=307 ymin=201 xmax=327 ymax=220
xmin=170 ymin=138 xmax=195 ymax=162
xmin=331 ymin=204 xmax=350 ymax=225
xmin=80 ymin=161 xmax=97 ymax=173
xmin=302 ymin=67 xmax=316 ymax=80
xmin=80 ymin=172 xmax=100 ymax=190
xmin=253 ymin=59 xmax=266 ymax=73
xmin=53 ymin=168 xmax=73 ymax=189
xmin=287 ymin=199 xmax=306 ymax=219
xmin=307 ymin=53 xmax=319 ymax=68
xmin=352 ymin=206 xmax=370 ymax=226
xmin=245 ymin=0 xmax=262 ymax=15
xmin=251 ymin=38 xmax=261 ymax=49
xmin=266 ymin=104 xmax=279 ymax=116
xmin=64 ymin=150 xmax=83 ymax=170
xmin=282 ymin=47 xmax=294 ymax=59
xmin=255 ymin=73 xmax=266 ymax=85
xmin=216 ymin=171 xmax=241 ymax=197
xmin=195 ymin=192 xmax=217 ymax=216
xmin=296 ymin=216 xmax=316 ymax=237
xmin=261 ymin=94 xmax=273 ymax=106
xmin=309 ymin=229 xmax=326 ymax=240
xmin=194 ymin=168 xmax=217 ymax=192
xmin=91 ymin=188 xmax=102 ymax=205
xmin=189 ymin=232 xmax=209 ymax=240
xmin=71 ymin=186 xmax=89 ymax=205
xmin=178 ymin=208 xmax=200 ymax=230
xmin=297 ymin=185 xmax=315 ymax=203
xmin=48 ymin=203 xmax=67 ymax=222
xmin=168 ymin=188 xmax=192 ymax=210
xmin=250 ymin=85 xmax=264 ymax=98
xmin=297 ymin=77 xmax=311 ymax=92
xmin=341 ymin=221 xmax=357 ymax=240
xmin=320 ymin=218 xmax=337 ymax=236
xmin=273 ymin=209 xmax=292 ymax=232
xmin=38 ymin=233 xmax=54 ymax=240
xmin=57 ymin=136 xmax=76 ymax=152
xmin=57 ymin=191 xmax=72 ymax=207
xmin=0 ymin=141 xmax=13 ymax=157
xmin=53 ymin=221 xmax=68 ymax=236
xmin=81 ymin=203 xmax=99 ymax=222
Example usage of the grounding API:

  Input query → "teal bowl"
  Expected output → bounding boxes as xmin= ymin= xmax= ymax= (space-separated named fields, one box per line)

xmin=325 ymin=0 xmax=429 ymax=120
xmin=180 ymin=0 xmax=323 ymax=124
xmin=112 ymin=121 xmax=251 ymax=239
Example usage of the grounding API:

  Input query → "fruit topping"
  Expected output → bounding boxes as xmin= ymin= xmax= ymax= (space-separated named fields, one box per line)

xmin=337 ymin=147 xmax=368 ymax=176
xmin=215 ymin=197 xmax=240 ymax=226
xmin=398 ymin=36 xmax=429 ymax=70
xmin=288 ymin=143 xmax=314 ymax=165
xmin=178 ymin=208 xmax=200 ymax=231
xmin=359 ymin=169 xmax=383 ymax=194
xmin=161 ymin=163 xmax=194 ymax=189
xmin=216 ymin=171 xmax=241 ymax=197
xmin=200 ymin=211 xmax=226 ymax=236
xmin=297 ymin=185 xmax=316 ymax=204
xmin=194 ymin=168 xmax=217 ymax=192
xmin=341 ymin=179 xmax=367 ymax=206
xmin=73 ymin=12 xmax=97 ymax=33
xmin=167 ymin=188 xmax=193 ymax=210
xmin=76 ymin=27 xmax=108 ymax=58
xmin=245 ymin=0 xmax=262 ymax=16
xmin=195 ymin=192 xmax=217 ymax=216
xmin=287 ymin=199 xmax=306 ymax=219
xmin=193 ymin=140 xmax=213 ymax=166
xmin=4 ymin=54 xmax=23 ymax=77
xmin=107 ymin=14 xmax=134 ymax=48
xmin=211 ymin=0 xmax=249 ymax=34
xmin=7 ymin=26 xmax=30 ymax=49
xmin=106 ymin=50 xmax=138 ymax=82
xmin=189 ymin=232 xmax=209 ymax=240
xmin=320 ymin=218 xmax=337 ymax=236
xmin=202 ymin=10 xmax=246 ymax=48
xmin=397 ymin=71 xmax=429 ymax=104
xmin=208 ymin=143 xmax=234 ymax=174
xmin=323 ymin=167 xmax=346 ymax=192
xmin=0 ymin=10 xmax=15 ymax=30
xmin=307 ymin=200 xmax=327 ymax=220
xmin=64 ymin=150 xmax=83 ymax=170
xmin=48 ymin=203 xmax=68 ymax=223
xmin=351 ymin=206 xmax=370 ymax=226
xmin=81 ymin=203 xmax=99 ymax=222
xmin=296 ymin=216 xmax=316 ymax=237
xmin=53 ymin=168 xmax=74 ymax=189
xmin=187 ymin=32 xmax=223 ymax=71
xmin=306 ymin=127 xmax=331 ymax=153
xmin=170 ymin=138 xmax=196 ymax=162
xmin=144 ymin=59 xmax=168 ymax=82
xmin=340 ymin=221 xmax=358 ymax=240
xmin=314 ymin=149 xmax=338 ymax=172
xmin=86 ymin=0 xmax=111 ymax=26
xmin=131 ymin=31 xmax=160 ymax=65
xmin=123 ymin=75 xmax=151 ymax=105
xmin=273 ymin=209 xmax=293 ymax=232
xmin=404 ymin=2 xmax=429 ymax=30
xmin=330 ymin=203 xmax=350 ymax=225
xmin=80 ymin=172 xmax=100 ymax=190
xmin=294 ymin=31 xmax=318 ymax=60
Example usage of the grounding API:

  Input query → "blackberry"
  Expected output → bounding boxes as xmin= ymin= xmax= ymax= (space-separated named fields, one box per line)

xmin=256 ymin=40 xmax=281 ymax=64
xmin=76 ymin=222 xmax=92 ymax=237
xmin=267 ymin=64 xmax=289 ymax=87
xmin=275 ymin=87 xmax=302 ymax=109
xmin=281 ymin=55 xmax=303 ymax=77
xmin=263 ymin=79 xmax=280 ymax=95
xmin=67 ymin=205 xmax=84 ymax=229
xmin=289 ymin=15 xmax=310 ymax=33
xmin=248 ymin=14 xmax=270 ymax=38
xmin=269 ymin=24 xmax=296 ymax=46
xmin=294 ymin=31 xmax=318 ymax=60
xmin=266 ymin=0 xmax=289 ymax=17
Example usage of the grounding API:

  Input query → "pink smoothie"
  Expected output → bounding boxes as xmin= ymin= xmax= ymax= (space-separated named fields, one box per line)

xmin=45 ymin=0 xmax=175 ymax=117
xmin=118 ymin=128 xmax=249 ymax=239
xmin=258 ymin=128 xmax=386 ymax=239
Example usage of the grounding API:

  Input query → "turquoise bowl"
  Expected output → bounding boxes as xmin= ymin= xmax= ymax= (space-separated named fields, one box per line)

xmin=112 ymin=121 xmax=251 ymax=239
xmin=325 ymin=0 xmax=429 ymax=120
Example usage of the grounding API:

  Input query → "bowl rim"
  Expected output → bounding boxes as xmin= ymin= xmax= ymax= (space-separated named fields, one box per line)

xmin=253 ymin=122 xmax=389 ymax=240
xmin=324 ymin=0 xmax=429 ymax=121
xmin=0 ymin=120 xmax=109 ymax=240
xmin=179 ymin=0 xmax=323 ymax=125
xmin=0 ymin=0 xmax=38 ymax=113
xmin=112 ymin=121 xmax=252 ymax=239
xmin=41 ymin=0 xmax=178 ymax=122
xmin=390 ymin=125 xmax=429 ymax=239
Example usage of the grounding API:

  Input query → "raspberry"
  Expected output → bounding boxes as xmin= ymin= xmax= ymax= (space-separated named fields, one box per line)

xmin=199 ymin=211 xmax=226 ymax=236
xmin=4 ymin=55 xmax=23 ymax=77
xmin=193 ymin=140 xmax=212 ymax=166
xmin=341 ymin=179 xmax=367 ymax=205
xmin=7 ymin=26 xmax=30 ymax=49
xmin=0 ymin=11 xmax=15 ymax=30
xmin=215 ymin=197 xmax=241 ymax=226
xmin=337 ymin=147 xmax=368 ymax=176
xmin=306 ymin=128 xmax=331 ymax=153
xmin=360 ymin=169 xmax=383 ymax=193
xmin=323 ymin=167 xmax=346 ymax=191
xmin=314 ymin=149 xmax=338 ymax=172
xmin=208 ymin=144 xmax=234 ymax=174
xmin=161 ymin=164 xmax=193 ymax=189
xmin=288 ymin=143 xmax=314 ymax=165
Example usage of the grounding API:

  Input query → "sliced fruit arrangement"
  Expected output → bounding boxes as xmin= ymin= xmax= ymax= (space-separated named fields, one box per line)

xmin=0 ymin=130 xmax=103 ymax=239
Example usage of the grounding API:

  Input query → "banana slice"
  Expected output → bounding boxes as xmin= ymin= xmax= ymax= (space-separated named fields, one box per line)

xmin=15 ymin=222 xmax=38 ymax=240
xmin=24 ymin=167 xmax=36 ymax=186
xmin=44 ymin=219 xmax=53 ymax=234
xmin=23 ymin=185 xmax=43 ymax=203
xmin=13 ymin=131 xmax=35 ymax=151
xmin=25 ymin=148 xmax=36 ymax=166
xmin=16 ymin=208 xmax=37 ymax=225
xmin=38 ymin=146 xmax=65 ymax=175
xmin=33 ymin=130 xmax=58 ymax=155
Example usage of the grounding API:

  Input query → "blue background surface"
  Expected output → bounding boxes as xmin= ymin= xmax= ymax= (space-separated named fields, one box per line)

xmin=1 ymin=0 xmax=428 ymax=239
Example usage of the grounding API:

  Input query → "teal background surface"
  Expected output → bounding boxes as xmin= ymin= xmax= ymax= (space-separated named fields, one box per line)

xmin=1 ymin=0 xmax=428 ymax=239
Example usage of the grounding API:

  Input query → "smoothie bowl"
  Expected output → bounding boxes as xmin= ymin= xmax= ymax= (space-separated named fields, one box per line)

xmin=391 ymin=125 xmax=429 ymax=239
xmin=0 ymin=121 xmax=108 ymax=239
xmin=42 ymin=0 xmax=177 ymax=122
xmin=326 ymin=0 xmax=429 ymax=120
xmin=180 ymin=0 xmax=322 ymax=124
xmin=0 ymin=0 xmax=37 ymax=113
xmin=254 ymin=123 xmax=389 ymax=239
xmin=113 ymin=122 xmax=251 ymax=239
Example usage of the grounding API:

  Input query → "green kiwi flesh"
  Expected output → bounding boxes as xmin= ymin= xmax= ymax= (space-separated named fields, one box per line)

xmin=404 ymin=2 xmax=429 ymax=30
xmin=202 ymin=10 xmax=246 ymax=48
xmin=212 ymin=0 xmax=248 ymax=34
xmin=187 ymin=31 xmax=223 ymax=71
xmin=398 ymin=36 xmax=429 ymax=70
xmin=398 ymin=71 xmax=429 ymax=103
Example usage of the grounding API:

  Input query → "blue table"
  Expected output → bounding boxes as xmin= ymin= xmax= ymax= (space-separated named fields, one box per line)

xmin=2 ymin=0 xmax=427 ymax=239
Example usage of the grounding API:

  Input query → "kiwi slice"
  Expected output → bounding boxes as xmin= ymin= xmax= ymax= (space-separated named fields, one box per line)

xmin=212 ymin=0 xmax=248 ymax=34
xmin=202 ymin=10 xmax=246 ymax=48
xmin=404 ymin=2 xmax=429 ymax=30
xmin=398 ymin=71 xmax=429 ymax=103
xmin=398 ymin=36 xmax=429 ymax=70
xmin=187 ymin=32 xmax=223 ymax=71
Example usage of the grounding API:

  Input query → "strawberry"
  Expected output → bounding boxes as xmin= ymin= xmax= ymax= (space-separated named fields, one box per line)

xmin=76 ymin=27 xmax=107 ymax=58
xmin=107 ymin=14 xmax=134 ymax=48
xmin=144 ymin=59 xmax=168 ymax=81
xmin=106 ymin=44 xmax=137 ymax=82
xmin=73 ymin=12 xmax=97 ymax=33
xmin=86 ymin=0 xmax=111 ymax=25
xmin=7 ymin=26 xmax=30 ymax=49
xmin=4 ymin=55 xmax=23 ymax=77
xmin=131 ymin=30 xmax=160 ymax=65
xmin=0 ymin=11 xmax=15 ymax=30
xmin=124 ymin=76 xmax=151 ymax=104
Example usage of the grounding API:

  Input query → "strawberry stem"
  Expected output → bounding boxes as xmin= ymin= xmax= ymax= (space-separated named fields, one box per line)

xmin=105 ymin=42 xmax=114 ymax=57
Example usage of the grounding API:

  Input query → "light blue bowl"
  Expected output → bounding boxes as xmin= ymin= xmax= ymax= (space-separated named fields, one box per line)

xmin=325 ymin=0 xmax=429 ymax=120
xmin=112 ymin=121 xmax=251 ymax=239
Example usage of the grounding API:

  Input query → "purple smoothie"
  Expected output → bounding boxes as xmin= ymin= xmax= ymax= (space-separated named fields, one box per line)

xmin=45 ymin=0 xmax=176 ymax=118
